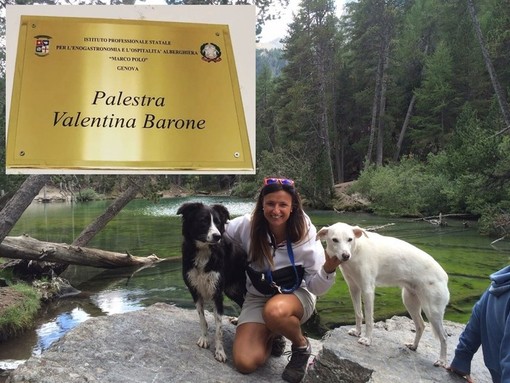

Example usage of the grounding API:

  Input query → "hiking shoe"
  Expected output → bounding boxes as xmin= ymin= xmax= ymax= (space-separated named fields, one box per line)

xmin=281 ymin=337 xmax=312 ymax=383
xmin=271 ymin=335 xmax=286 ymax=357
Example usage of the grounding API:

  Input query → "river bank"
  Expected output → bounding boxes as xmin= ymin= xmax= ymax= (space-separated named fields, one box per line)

xmin=0 ymin=285 xmax=40 ymax=343
xmin=33 ymin=181 xmax=370 ymax=211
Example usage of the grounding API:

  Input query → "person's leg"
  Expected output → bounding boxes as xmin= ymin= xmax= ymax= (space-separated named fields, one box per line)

xmin=263 ymin=290 xmax=315 ymax=383
xmin=232 ymin=322 xmax=273 ymax=373
xmin=262 ymin=293 xmax=307 ymax=347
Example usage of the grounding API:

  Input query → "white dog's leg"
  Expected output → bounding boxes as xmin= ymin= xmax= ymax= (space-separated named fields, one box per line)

xmin=196 ymin=300 xmax=209 ymax=349
xmin=425 ymin=306 xmax=449 ymax=367
xmin=432 ymin=319 xmax=448 ymax=367
xmin=358 ymin=289 xmax=375 ymax=346
xmin=213 ymin=307 xmax=227 ymax=362
xmin=402 ymin=288 xmax=425 ymax=351
xmin=347 ymin=283 xmax=363 ymax=338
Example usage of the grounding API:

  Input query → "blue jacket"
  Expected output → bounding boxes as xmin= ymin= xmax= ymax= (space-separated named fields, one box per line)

xmin=450 ymin=265 xmax=510 ymax=383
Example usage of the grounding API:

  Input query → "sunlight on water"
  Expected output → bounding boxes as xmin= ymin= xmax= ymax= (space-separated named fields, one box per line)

xmin=33 ymin=308 xmax=90 ymax=356
xmin=141 ymin=197 xmax=256 ymax=218
xmin=31 ymin=288 xmax=151 ymax=356
xmin=91 ymin=289 xmax=146 ymax=315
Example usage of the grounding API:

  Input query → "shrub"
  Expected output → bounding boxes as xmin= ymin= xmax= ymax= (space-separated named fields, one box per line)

xmin=76 ymin=188 xmax=99 ymax=202
xmin=352 ymin=157 xmax=449 ymax=216
xmin=479 ymin=205 xmax=510 ymax=237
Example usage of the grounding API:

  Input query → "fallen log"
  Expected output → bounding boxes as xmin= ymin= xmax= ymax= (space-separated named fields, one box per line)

xmin=0 ymin=235 xmax=161 ymax=268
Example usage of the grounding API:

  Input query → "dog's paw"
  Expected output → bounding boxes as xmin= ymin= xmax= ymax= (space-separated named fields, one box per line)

xmin=215 ymin=348 xmax=227 ymax=363
xmin=358 ymin=337 xmax=371 ymax=346
xmin=433 ymin=359 xmax=447 ymax=368
xmin=405 ymin=342 xmax=417 ymax=351
xmin=348 ymin=328 xmax=361 ymax=337
xmin=197 ymin=336 xmax=209 ymax=349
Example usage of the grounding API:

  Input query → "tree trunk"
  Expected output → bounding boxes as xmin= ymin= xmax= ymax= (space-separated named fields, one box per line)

xmin=365 ymin=52 xmax=383 ymax=169
xmin=376 ymin=38 xmax=390 ymax=167
xmin=0 ymin=235 xmax=161 ymax=268
xmin=394 ymin=93 xmax=416 ymax=161
xmin=0 ymin=175 xmax=51 ymax=243
xmin=466 ymin=0 xmax=510 ymax=135
xmin=72 ymin=176 xmax=145 ymax=247
xmin=393 ymin=42 xmax=429 ymax=161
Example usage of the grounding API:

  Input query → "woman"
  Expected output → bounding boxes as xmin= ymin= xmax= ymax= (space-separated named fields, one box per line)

xmin=225 ymin=177 xmax=341 ymax=383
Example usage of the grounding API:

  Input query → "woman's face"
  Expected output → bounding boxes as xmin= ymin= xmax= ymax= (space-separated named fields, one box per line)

xmin=262 ymin=190 xmax=293 ymax=231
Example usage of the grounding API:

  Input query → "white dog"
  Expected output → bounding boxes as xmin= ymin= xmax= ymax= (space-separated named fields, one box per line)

xmin=317 ymin=222 xmax=450 ymax=367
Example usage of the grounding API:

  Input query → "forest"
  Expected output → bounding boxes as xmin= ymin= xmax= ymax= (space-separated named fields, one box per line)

xmin=1 ymin=0 xmax=509 ymax=237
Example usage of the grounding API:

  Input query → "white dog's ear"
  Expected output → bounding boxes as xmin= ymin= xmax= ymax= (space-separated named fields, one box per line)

xmin=316 ymin=227 xmax=328 ymax=240
xmin=353 ymin=226 xmax=368 ymax=238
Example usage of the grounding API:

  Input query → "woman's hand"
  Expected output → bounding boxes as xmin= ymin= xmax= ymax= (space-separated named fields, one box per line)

xmin=323 ymin=251 xmax=343 ymax=274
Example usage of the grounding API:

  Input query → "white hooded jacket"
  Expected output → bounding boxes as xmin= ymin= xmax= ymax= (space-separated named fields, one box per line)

xmin=225 ymin=213 xmax=336 ymax=297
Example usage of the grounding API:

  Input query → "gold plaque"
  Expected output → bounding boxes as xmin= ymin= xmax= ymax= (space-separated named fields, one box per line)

xmin=7 ymin=16 xmax=253 ymax=172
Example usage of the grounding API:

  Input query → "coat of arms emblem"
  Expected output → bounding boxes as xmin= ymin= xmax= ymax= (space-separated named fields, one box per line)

xmin=200 ymin=42 xmax=222 ymax=63
xmin=35 ymin=35 xmax=51 ymax=56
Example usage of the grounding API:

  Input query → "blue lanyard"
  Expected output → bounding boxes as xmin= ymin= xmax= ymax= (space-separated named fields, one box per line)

xmin=265 ymin=240 xmax=300 ymax=294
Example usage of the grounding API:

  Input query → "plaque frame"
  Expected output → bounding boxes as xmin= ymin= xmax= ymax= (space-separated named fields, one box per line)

xmin=5 ymin=6 xmax=255 ymax=174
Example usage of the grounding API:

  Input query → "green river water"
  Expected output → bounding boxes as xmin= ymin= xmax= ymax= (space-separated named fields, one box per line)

xmin=1 ymin=196 xmax=509 ymax=362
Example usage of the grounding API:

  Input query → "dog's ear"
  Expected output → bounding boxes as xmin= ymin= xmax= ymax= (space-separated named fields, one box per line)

xmin=212 ymin=204 xmax=231 ymax=223
xmin=177 ymin=202 xmax=203 ymax=217
xmin=316 ymin=227 xmax=328 ymax=240
xmin=353 ymin=226 xmax=368 ymax=238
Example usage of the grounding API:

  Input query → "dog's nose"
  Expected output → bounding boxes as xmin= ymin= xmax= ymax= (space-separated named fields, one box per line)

xmin=212 ymin=233 xmax=222 ymax=243
xmin=342 ymin=253 xmax=350 ymax=261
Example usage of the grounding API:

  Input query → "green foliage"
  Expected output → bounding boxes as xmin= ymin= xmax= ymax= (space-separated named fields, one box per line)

xmin=352 ymin=157 xmax=449 ymax=216
xmin=410 ymin=40 xmax=457 ymax=156
xmin=353 ymin=104 xmax=510 ymax=227
xmin=256 ymin=63 xmax=277 ymax=156
xmin=255 ymin=146 xmax=333 ymax=208
xmin=75 ymin=188 xmax=101 ymax=202
xmin=230 ymin=178 xmax=259 ymax=198
xmin=478 ymin=206 xmax=510 ymax=237
xmin=260 ymin=0 xmax=339 ymax=205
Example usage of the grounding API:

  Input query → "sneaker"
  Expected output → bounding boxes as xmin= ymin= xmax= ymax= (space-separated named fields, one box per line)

xmin=281 ymin=337 xmax=312 ymax=383
xmin=271 ymin=335 xmax=286 ymax=357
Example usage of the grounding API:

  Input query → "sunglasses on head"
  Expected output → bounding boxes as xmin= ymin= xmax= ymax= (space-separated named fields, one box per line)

xmin=263 ymin=177 xmax=295 ymax=187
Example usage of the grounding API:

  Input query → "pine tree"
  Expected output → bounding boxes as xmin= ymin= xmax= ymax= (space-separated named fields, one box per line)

xmin=411 ymin=41 xmax=456 ymax=156
xmin=270 ymin=0 xmax=339 ymax=207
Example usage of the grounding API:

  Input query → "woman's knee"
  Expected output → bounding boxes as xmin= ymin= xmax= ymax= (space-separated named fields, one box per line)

xmin=233 ymin=351 xmax=263 ymax=374
xmin=263 ymin=295 xmax=302 ymax=323
xmin=232 ymin=323 xmax=270 ymax=374
xmin=262 ymin=302 xmax=282 ymax=323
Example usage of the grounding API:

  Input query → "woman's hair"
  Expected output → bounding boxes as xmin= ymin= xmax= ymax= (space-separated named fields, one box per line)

xmin=249 ymin=181 xmax=307 ymax=268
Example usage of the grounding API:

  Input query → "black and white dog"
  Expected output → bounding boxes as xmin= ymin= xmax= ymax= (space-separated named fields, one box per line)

xmin=177 ymin=202 xmax=247 ymax=362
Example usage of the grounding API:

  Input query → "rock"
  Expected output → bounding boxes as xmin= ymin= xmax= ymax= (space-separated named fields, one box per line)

xmin=6 ymin=304 xmax=491 ymax=383
xmin=6 ymin=303 xmax=306 ymax=383
xmin=333 ymin=181 xmax=371 ymax=212
xmin=305 ymin=316 xmax=491 ymax=383
xmin=32 ymin=277 xmax=81 ymax=301
xmin=0 ymin=360 xmax=25 ymax=377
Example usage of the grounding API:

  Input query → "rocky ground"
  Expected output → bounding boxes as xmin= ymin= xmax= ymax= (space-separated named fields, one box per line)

xmin=5 ymin=303 xmax=490 ymax=383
